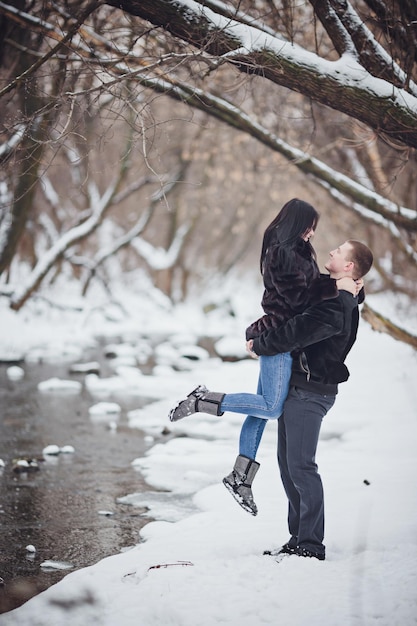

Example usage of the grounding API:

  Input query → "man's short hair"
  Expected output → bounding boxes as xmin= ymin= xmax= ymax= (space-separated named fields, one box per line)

xmin=346 ymin=240 xmax=373 ymax=279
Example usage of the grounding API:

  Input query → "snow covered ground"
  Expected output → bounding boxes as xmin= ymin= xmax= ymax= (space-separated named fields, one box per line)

xmin=1 ymin=282 xmax=417 ymax=626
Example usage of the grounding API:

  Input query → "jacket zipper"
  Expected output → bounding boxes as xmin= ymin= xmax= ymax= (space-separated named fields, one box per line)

xmin=299 ymin=353 xmax=311 ymax=381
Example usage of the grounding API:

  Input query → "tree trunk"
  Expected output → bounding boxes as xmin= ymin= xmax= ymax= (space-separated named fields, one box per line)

xmin=362 ymin=303 xmax=417 ymax=350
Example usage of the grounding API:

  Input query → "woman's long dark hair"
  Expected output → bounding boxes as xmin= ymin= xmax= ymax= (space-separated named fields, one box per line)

xmin=260 ymin=198 xmax=319 ymax=273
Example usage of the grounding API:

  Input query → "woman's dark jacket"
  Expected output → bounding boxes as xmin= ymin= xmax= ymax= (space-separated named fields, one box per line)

xmin=246 ymin=239 xmax=337 ymax=341
xmin=252 ymin=281 xmax=363 ymax=395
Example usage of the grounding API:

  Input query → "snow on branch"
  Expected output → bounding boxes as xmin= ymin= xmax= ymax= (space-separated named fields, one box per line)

xmin=9 ymin=175 xmax=120 ymax=310
xmin=308 ymin=0 xmax=358 ymax=58
xmin=56 ymin=21 xmax=417 ymax=238
xmin=321 ymin=186 xmax=417 ymax=266
xmin=193 ymin=0 xmax=286 ymax=40
xmin=41 ymin=176 xmax=61 ymax=212
xmin=48 ymin=13 xmax=415 ymax=235
xmin=80 ymin=174 xmax=172 ymax=294
xmin=43 ymin=17 xmax=413 ymax=235
xmin=131 ymin=223 xmax=191 ymax=271
xmin=110 ymin=0 xmax=417 ymax=148
xmin=326 ymin=0 xmax=417 ymax=96
xmin=132 ymin=73 xmax=417 ymax=231
xmin=91 ymin=169 xmax=193 ymax=276
xmin=0 ymin=207 xmax=12 ymax=259
xmin=0 ymin=124 xmax=26 ymax=162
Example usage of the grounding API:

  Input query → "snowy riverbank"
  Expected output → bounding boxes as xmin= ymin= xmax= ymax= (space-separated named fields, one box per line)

xmin=1 ymin=284 xmax=417 ymax=626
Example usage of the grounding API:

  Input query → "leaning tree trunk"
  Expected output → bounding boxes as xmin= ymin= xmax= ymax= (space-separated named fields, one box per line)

xmin=362 ymin=303 xmax=417 ymax=350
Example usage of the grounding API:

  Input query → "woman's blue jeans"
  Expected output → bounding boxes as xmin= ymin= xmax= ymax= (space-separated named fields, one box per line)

xmin=220 ymin=352 xmax=292 ymax=460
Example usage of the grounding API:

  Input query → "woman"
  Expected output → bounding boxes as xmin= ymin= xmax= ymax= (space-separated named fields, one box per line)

xmin=168 ymin=199 xmax=339 ymax=515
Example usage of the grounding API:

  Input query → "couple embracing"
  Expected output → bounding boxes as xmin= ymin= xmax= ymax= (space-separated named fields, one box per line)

xmin=169 ymin=198 xmax=373 ymax=562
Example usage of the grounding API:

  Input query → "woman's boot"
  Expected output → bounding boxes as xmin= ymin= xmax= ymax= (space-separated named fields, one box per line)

xmin=169 ymin=385 xmax=225 ymax=422
xmin=223 ymin=455 xmax=260 ymax=516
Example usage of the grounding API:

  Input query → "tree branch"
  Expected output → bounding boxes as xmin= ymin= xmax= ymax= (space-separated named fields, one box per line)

xmin=107 ymin=0 xmax=417 ymax=148
xmin=52 ymin=14 xmax=417 ymax=239
xmin=9 ymin=172 xmax=122 ymax=311
xmin=325 ymin=0 xmax=417 ymax=93
xmin=363 ymin=0 xmax=417 ymax=64
xmin=308 ymin=0 xmax=357 ymax=57
xmin=362 ymin=303 xmax=417 ymax=350
xmin=125 ymin=73 xmax=417 ymax=234
xmin=0 ymin=0 xmax=103 ymax=98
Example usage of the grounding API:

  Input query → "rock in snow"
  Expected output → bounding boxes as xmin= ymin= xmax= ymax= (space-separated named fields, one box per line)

xmin=25 ymin=545 xmax=36 ymax=553
xmin=42 ymin=445 xmax=75 ymax=456
xmin=69 ymin=361 xmax=100 ymax=374
xmin=6 ymin=365 xmax=25 ymax=380
xmin=42 ymin=445 xmax=61 ymax=456
xmin=37 ymin=377 xmax=82 ymax=393
xmin=88 ymin=402 xmax=121 ymax=416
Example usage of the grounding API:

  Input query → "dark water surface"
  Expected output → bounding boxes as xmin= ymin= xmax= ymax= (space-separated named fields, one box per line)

xmin=0 ymin=351 xmax=158 ymax=614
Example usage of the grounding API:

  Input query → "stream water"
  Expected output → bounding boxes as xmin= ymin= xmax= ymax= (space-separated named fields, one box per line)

xmin=0 ymin=346 xmax=161 ymax=614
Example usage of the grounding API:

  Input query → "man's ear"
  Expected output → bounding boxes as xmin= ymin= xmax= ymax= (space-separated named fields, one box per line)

xmin=345 ymin=260 xmax=355 ymax=274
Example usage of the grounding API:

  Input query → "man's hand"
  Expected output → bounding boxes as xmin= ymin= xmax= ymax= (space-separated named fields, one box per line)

xmin=246 ymin=340 xmax=259 ymax=359
xmin=354 ymin=278 xmax=364 ymax=296
xmin=337 ymin=277 xmax=363 ymax=297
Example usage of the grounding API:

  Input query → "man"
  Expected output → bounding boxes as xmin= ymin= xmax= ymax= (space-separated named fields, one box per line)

xmin=249 ymin=240 xmax=373 ymax=561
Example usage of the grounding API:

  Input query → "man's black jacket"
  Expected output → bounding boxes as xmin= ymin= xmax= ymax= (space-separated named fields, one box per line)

xmin=252 ymin=281 xmax=361 ymax=395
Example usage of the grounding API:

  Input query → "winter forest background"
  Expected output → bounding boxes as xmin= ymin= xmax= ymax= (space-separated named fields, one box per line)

xmin=0 ymin=0 xmax=416 ymax=346
xmin=1 ymin=1 xmax=417 ymax=622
